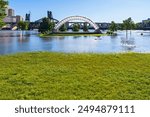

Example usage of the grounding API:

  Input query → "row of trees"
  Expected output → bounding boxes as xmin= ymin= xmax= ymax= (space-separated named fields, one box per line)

xmin=38 ymin=17 xmax=137 ymax=34
xmin=38 ymin=18 xmax=89 ymax=34
xmin=108 ymin=17 xmax=136 ymax=35
xmin=59 ymin=23 xmax=88 ymax=32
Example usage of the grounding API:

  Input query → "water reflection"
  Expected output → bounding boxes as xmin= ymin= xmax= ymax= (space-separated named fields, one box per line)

xmin=121 ymin=38 xmax=136 ymax=51
xmin=0 ymin=30 xmax=150 ymax=55
xmin=73 ymin=36 xmax=81 ymax=39
xmin=120 ymin=31 xmax=136 ymax=51
xmin=17 ymin=31 xmax=30 ymax=43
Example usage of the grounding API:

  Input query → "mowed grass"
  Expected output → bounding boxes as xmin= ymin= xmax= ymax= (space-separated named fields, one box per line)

xmin=0 ymin=52 xmax=150 ymax=100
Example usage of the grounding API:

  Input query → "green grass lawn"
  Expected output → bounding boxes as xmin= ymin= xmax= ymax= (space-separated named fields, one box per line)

xmin=0 ymin=52 xmax=150 ymax=100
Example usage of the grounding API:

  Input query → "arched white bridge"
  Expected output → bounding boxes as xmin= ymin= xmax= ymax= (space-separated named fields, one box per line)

xmin=54 ymin=16 xmax=100 ymax=31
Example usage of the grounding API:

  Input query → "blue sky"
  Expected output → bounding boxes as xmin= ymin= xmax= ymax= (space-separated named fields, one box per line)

xmin=9 ymin=0 xmax=150 ymax=23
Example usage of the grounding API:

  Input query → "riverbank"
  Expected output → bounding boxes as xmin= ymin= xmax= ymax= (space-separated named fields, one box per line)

xmin=39 ymin=32 xmax=107 ymax=37
xmin=0 ymin=52 xmax=150 ymax=100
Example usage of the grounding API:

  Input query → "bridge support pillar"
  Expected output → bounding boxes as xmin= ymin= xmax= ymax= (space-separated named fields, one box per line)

xmin=95 ymin=28 xmax=102 ymax=34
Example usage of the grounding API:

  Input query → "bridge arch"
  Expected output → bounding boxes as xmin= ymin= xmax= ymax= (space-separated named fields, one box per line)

xmin=54 ymin=16 xmax=99 ymax=31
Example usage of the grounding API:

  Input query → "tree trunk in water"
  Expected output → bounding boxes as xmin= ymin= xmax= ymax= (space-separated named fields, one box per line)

xmin=126 ymin=30 xmax=128 ymax=40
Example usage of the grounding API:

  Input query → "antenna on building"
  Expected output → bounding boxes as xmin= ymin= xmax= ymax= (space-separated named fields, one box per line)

xmin=29 ymin=11 xmax=31 ymax=21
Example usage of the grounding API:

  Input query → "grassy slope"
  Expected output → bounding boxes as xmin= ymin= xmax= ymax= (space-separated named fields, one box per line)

xmin=0 ymin=52 xmax=150 ymax=100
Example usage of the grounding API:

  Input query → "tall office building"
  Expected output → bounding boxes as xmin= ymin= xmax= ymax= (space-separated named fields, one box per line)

xmin=3 ymin=7 xmax=23 ymax=23
xmin=8 ymin=8 xmax=15 ymax=16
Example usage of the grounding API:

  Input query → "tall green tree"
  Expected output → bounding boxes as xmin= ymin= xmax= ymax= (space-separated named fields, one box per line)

xmin=123 ymin=17 xmax=135 ymax=37
xmin=83 ymin=23 xmax=88 ymax=32
xmin=17 ymin=21 xmax=29 ymax=30
xmin=59 ymin=24 xmax=67 ymax=32
xmin=0 ymin=0 xmax=8 ymax=28
xmin=109 ymin=21 xmax=118 ymax=32
xmin=39 ymin=18 xmax=55 ymax=34
xmin=72 ymin=23 xmax=80 ymax=32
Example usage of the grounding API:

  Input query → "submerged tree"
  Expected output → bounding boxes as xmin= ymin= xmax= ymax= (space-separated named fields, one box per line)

xmin=108 ymin=21 xmax=118 ymax=34
xmin=83 ymin=23 xmax=88 ymax=32
xmin=118 ymin=23 xmax=124 ymax=30
xmin=59 ymin=24 xmax=67 ymax=32
xmin=123 ymin=17 xmax=135 ymax=38
xmin=0 ymin=0 xmax=8 ymax=28
xmin=72 ymin=23 xmax=80 ymax=32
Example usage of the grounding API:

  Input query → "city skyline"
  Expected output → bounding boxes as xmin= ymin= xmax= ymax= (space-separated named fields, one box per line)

xmin=9 ymin=0 xmax=150 ymax=23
